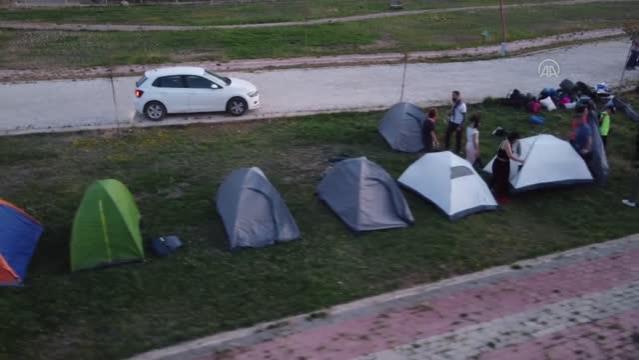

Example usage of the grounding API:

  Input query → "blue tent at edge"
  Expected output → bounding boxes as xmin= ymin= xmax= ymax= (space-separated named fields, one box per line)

xmin=0 ymin=200 xmax=43 ymax=286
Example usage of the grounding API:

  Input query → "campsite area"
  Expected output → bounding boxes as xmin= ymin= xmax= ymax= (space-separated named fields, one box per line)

xmin=1 ymin=91 xmax=638 ymax=359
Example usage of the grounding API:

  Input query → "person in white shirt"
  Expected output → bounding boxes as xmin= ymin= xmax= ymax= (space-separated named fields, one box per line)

xmin=444 ymin=90 xmax=467 ymax=154
xmin=465 ymin=114 xmax=480 ymax=166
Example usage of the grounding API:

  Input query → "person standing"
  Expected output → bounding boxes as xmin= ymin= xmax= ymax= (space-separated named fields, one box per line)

xmin=444 ymin=90 xmax=467 ymax=154
xmin=599 ymin=103 xmax=615 ymax=150
xmin=492 ymin=132 xmax=524 ymax=204
xmin=573 ymin=115 xmax=593 ymax=163
xmin=465 ymin=114 xmax=481 ymax=166
xmin=422 ymin=108 xmax=439 ymax=153
xmin=626 ymin=36 xmax=639 ymax=71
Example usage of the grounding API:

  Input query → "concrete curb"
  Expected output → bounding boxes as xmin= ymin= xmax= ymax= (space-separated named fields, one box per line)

xmin=128 ymin=234 xmax=639 ymax=360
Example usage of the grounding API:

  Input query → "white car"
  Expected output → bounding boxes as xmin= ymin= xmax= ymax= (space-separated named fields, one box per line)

xmin=134 ymin=67 xmax=260 ymax=121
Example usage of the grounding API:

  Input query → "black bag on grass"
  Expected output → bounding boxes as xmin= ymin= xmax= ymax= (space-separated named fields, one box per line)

xmin=508 ymin=89 xmax=529 ymax=109
xmin=151 ymin=235 xmax=183 ymax=257
xmin=575 ymin=81 xmax=597 ymax=99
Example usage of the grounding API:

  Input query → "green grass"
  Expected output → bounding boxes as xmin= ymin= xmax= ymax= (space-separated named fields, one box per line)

xmin=1 ymin=91 xmax=639 ymax=359
xmin=0 ymin=0 xmax=562 ymax=26
xmin=1 ymin=1 xmax=637 ymax=69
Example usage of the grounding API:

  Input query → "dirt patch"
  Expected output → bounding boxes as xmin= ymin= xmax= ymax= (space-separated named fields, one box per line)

xmin=359 ymin=33 xmax=398 ymax=51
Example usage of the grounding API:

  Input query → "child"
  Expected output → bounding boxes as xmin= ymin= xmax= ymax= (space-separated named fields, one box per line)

xmin=465 ymin=114 xmax=481 ymax=166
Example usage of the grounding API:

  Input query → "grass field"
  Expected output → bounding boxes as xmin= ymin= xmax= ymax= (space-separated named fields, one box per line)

xmin=0 ymin=0 xmax=562 ymax=26
xmin=1 ymin=91 xmax=638 ymax=359
xmin=0 ymin=1 xmax=637 ymax=69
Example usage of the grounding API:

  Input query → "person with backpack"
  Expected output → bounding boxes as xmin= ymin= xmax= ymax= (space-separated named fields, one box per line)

xmin=444 ymin=90 xmax=467 ymax=154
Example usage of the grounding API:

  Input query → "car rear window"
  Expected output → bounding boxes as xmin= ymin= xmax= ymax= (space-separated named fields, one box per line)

xmin=136 ymin=76 xmax=147 ymax=87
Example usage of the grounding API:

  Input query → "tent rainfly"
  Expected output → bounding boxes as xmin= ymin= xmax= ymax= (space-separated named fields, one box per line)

xmin=216 ymin=167 xmax=300 ymax=250
xmin=484 ymin=134 xmax=593 ymax=192
xmin=399 ymin=151 xmax=498 ymax=220
xmin=317 ymin=157 xmax=414 ymax=231
xmin=379 ymin=102 xmax=426 ymax=153
xmin=0 ymin=200 xmax=43 ymax=286
xmin=71 ymin=179 xmax=145 ymax=272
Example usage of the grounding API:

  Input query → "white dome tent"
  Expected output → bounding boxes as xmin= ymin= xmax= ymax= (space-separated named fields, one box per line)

xmin=483 ymin=134 xmax=593 ymax=192
xmin=399 ymin=151 xmax=498 ymax=220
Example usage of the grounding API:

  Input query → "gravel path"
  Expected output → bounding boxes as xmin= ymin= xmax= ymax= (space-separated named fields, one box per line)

xmin=0 ymin=0 xmax=632 ymax=32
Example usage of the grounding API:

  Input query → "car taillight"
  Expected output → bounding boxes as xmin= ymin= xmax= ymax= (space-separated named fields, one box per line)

xmin=135 ymin=89 xmax=144 ymax=98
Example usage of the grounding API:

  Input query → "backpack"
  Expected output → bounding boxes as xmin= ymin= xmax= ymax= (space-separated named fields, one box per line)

xmin=528 ymin=100 xmax=541 ymax=114
xmin=576 ymin=81 xmax=597 ymax=99
xmin=560 ymin=79 xmax=575 ymax=94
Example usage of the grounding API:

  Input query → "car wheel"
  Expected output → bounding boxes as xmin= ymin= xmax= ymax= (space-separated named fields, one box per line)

xmin=144 ymin=101 xmax=166 ymax=121
xmin=227 ymin=97 xmax=248 ymax=116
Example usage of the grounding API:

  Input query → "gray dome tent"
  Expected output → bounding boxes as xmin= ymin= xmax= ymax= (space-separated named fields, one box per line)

xmin=379 ymin=102 xmax=426 ymax=153
xmin=317 ymin=157 xmax=414 ymax=232
xmin=216 ymin=167 xmax=300 ymax=250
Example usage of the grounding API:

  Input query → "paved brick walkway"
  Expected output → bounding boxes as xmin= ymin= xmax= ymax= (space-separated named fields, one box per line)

xmin=131 ymin=235 xmax=639 ymax=360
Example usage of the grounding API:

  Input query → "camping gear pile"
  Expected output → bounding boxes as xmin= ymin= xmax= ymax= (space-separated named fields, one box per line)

xmin=504 ymin=80 xmax=615 ymax=126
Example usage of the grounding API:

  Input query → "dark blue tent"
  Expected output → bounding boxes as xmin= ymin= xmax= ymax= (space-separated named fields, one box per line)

xmin=0 ymin=200 xmax=43 ymax=286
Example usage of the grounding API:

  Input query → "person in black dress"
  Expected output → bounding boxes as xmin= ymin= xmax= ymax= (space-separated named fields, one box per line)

xmin=492 ymin=132 xmax=524 ymax=204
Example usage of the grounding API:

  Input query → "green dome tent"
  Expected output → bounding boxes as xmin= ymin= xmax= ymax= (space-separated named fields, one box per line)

xmin=71 ymin=179 xmax=144 ymax=272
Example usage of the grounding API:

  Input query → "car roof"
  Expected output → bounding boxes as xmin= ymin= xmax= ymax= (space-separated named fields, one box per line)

xmin=144 ymin=66 xmax=206 ymax=78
